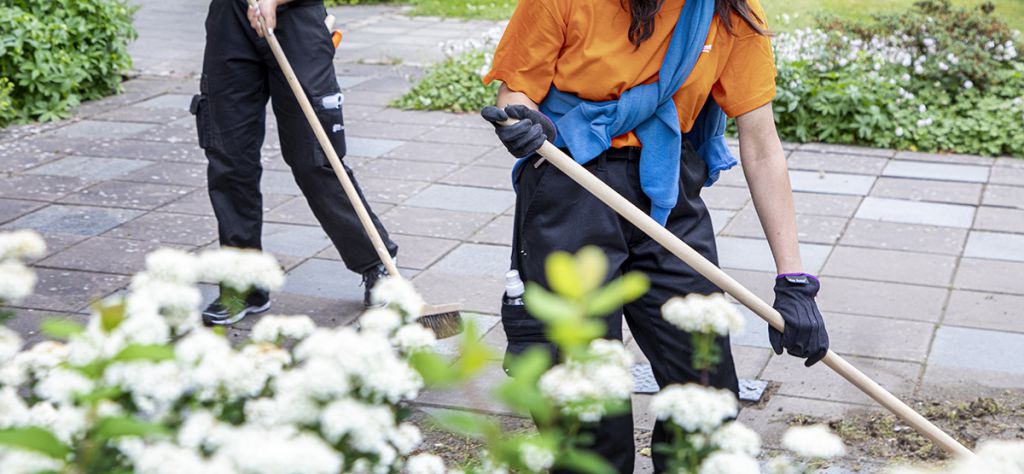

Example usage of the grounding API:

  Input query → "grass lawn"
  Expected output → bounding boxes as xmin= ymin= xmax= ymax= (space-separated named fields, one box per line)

xmin=401 ymin=0 xmax=1024 ymax=31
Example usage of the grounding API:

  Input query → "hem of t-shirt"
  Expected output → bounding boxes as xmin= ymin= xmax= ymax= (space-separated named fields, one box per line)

xmin=721 ymin=89 xmax=777 ymax=118
xmin=482 ymin=71 xmax=549 ymax=105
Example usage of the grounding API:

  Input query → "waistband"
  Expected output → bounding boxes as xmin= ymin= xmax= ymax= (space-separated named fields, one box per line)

xmin=602 ymin=147 xmax=642 ymax=160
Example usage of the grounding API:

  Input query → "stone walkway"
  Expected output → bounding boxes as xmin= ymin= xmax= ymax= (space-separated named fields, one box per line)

xmin=2 ymin=1 xmax=1024 ymax=471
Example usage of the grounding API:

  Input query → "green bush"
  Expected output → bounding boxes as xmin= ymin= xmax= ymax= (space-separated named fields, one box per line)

xmin=392 ymin=50 xmax=499 ymax=113
xmin=0 ymin=77 xmax=15 ymax=125
xmin=0 ymin=0 xmax=137 ymax=126
xmin=324 ymin=0 xmax=392 ymax=6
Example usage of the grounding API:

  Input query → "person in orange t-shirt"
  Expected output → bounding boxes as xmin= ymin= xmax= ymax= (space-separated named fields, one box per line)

xmin=480 ymin=0 xmax=830 ymax=471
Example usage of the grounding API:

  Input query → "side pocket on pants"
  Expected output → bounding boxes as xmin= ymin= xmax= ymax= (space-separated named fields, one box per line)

xmin=313 ymin=92 xmax=347 ymax=166
xmin=501 ymin=301 xmax=556 ymax=373
xmin=190 ymin=93 xmax=214 ymax=150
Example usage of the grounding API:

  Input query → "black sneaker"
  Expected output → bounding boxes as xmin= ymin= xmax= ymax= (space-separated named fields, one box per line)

xmin=202 ymin=289 xmax=271 ymax=326
xmin=361 ymin=263 xmax=389 ymax=308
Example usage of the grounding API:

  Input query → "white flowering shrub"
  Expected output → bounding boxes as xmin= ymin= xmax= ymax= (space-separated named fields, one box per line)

xmin=0 ymin=232 xmax=450 ymax=474
xmin=391 ymin=27 xmax=503 ymax=113
xmin=772 ymin=0 xmax=1024 ymax=156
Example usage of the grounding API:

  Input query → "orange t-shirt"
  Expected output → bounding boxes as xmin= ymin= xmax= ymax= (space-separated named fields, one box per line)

xmin=483 ymin=0 xmax=777 ymax=148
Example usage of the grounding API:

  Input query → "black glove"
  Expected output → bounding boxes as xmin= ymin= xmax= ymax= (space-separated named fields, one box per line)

xmin=481 ymin=104 xmax=557 ymax=158
xmin=770 ymin=273 xmax=829 ymax=367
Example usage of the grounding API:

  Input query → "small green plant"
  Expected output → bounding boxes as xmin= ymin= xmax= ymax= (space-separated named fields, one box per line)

xmin=392 ymin=50 xmax=498 ymax=113
xmin=0 ymin=0 xmax=137 ymax=126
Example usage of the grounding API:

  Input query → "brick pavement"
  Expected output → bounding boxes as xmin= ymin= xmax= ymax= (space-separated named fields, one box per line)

xmin=2 ymin=1 xmax=1023 ymax=471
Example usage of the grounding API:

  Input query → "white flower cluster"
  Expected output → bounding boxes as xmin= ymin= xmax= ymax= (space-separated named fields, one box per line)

xmin=437 ymin=26 xmax=502 ymax=78
xmin=0 ymin=230 xmax=45 ymax=303
xmin=538 ymin=339 xmax=634 ymax=422
xmin=661 ymin=293 xmax=745 ymax=336
xmin=649 ymin=384 xmax=738 ymax=433
xmin=251 ymin=314 xmax=317 ymax=343
xmin=781 ymin=424 xmax=846 ymax=459
xmin=887 ymin=439 xmax=1024 ymax=474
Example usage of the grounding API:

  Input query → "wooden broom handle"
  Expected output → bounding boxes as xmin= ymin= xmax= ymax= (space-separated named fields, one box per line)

xmin=248 ymin=1 xmax=399 ymax=278
xmin=510 ymin=128 xmax=973 ymax=458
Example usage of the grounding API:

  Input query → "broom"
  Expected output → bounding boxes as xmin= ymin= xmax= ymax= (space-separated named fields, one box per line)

xmin=248 ymin=2 xmax=462 ymax=338
xmin=497 ymin=118 xmax=975 ymax=459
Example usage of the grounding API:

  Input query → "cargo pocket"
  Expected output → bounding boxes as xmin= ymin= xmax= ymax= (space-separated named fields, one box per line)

xmin=190 ymin=93 xmax=214 ymax=150
xmin=501 ymin=300 xmax=556 ymax=373
xmin=313 ymin=92 xmax=347 ymax=166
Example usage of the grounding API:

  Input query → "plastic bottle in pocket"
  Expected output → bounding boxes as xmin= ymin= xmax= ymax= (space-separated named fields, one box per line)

xmin=503 ymin=270 xmax=525 ymax=306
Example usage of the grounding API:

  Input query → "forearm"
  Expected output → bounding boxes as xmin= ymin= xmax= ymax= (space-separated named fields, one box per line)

xmin=497 ymin=83 xmax=539 ymax=110
xmin=736 ymin=104 xmax=804 ymax=275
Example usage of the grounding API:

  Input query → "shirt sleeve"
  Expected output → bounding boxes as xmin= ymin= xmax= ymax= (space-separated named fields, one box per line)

xmin=481 ymin=0 xmax=566 ymax=104
xmin=710 ymin=0 xmax=777 ymax=118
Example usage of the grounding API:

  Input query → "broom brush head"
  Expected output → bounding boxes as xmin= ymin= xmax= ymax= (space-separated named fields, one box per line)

xmin=417 ymin=303 xmax=463 ymax=339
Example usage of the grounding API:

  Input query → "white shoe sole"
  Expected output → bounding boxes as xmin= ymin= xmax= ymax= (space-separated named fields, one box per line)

xmin=203 ymin=301 xmax=272 ymax=326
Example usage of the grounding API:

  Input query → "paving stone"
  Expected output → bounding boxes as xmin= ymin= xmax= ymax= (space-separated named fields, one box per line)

xmin=56 ymin=120 xmax=157 ymax=139
xmin=440 ymin=165 xmax=514 ymax=190
xmin=381 ymin=206 xmax=494 ymax=240
xmin=59 ymin=181 xmax=192 ymax=210
xmin=799 ymin=142 xmax=895 ymax=158
xmin=346 ymin=122 xmax=433 ymax=140
xmin=762 ymin=354 xmax=920 ymax=404
xmin=881 ymin=160 xmax=990 ymax=183
xmin=921 ymin=365 xmax=1024 ymax=393
xmin=982 ymin=184 xmax=1024 ymax=209
xmin=383 ymin=142 xmax=491 ymax=164
xmin=963 ymin=230 xmax=1024 ymax=262
xmin=346 ymin=233 xmax=460 ymax=270
xmin=18 ymin=268 xmax=128 ymax=312
xmin=825 ymin=312 xmax=935 ymax=361
xmin=432 ymin=243 xmax=511 ymax=278
xmin=23 ymin=233 xmax=88 ymax=265
xmin=701 ymin=185 xmax=750 ymax=210
xmin=133 ymin=94 xmax=194 ymax=109
xmin=336 ymin=75 xmax=372 ymax=89
xmin=708 ymin=209 xmax=734 ymax=234
xmin=2 ymin=205 xmax=143 ymax=237
xmin=411 ymin=269 xmax=503 ymax=315
xmin=119 ymin=162 xmax=206 ymax=187
xmin=893 ymin=150 xmax=995 ymax=166
xmin=854 ymin=197 xmax=975 ymax=228
xmin=38 ymin=237 xmax=188 ymax=275
xmin=264 ymin=291 xmax=364 ymax=328
xmin=869 ymin=177 xmax=982 ymax=206
xmin=415 ymin=363 xmax=518 ymax=416
xmin=281 ymin=259 xmax=364 ymax=303
xmin=821 ymin=246 xmax=957 ymax=287
xmin=79 ymin=140 xmax=205 ymax=164
xmin=473 ymin=146 xmax=516 ymax=168
xmin=839 ymin=219 xmax=967 ymax=256
xmin=943 ymin=290 xmax=1024 ymax=334
xmin=816 ymin=277 xmax=948 ymax=322
xmin=157 ymin=189 xmax=214 ymax=215
xmin=6 ymin=308 xmax=80 ymax=347
xmin=722 ymin=207 xmax=847 ymax=244
xmin=791 ymin=192 xmax=862 ymax=217
xmin=26 ymin=156 xmax=153 ymax=180
xmin=261 ymin=223 xmax=332 ymax=258
xmin=0 ymin=152 xmax=62 ymax=173
xmin=260 ymin=170 xmax=303 ymax=196
xmin=94 ymin=105 xmax=191 ymax=124
xmin=724 ymin=269 xmax=776 ymax=304
xmin=345 ymin=136 xmax=405 ymax=158
xmin=731 ymin=345 xmax=772 ymax=380
xmin=357 ymin=176 xmax=428 ymax=205
xmin=358 ymin=157 xmax=460 ymax=183
xmin=973 ymin=206 xmax=1024 ymax=234
xmin=432 ymin=312 xmax=502 ymax=359
xmin=404 ymin=184 xmax=515 ymax=214
xmin=987 ymin=166 xmax=1024 ymax=186
xmin=787 ymin=150 xmax=889 ymax=175
xmin=469 ymin=215 xmax=513 ymax=246
xmin=263 ymin=198 xmax=320 ymax=226
xmin=929 ymin=326 xmax=1024 ymax=374
xmin=715 ymin=237 xmax=832 ymax=274
xmin=417 ymin=126 xmax=500 ymax=147
xmin=104 ymin=212 xmax=217 ymax=246
xmin=954 ymin=258 xmax=1024 ymax=295
xmin=788 ymin=170 xmax=875 ymax=195
xmin=730 ymin=305 xmax=771 ymax=349
xmin=738 ymin=395 xmax=877 ymax=449
xmin=0 ymin=199 xmax=45 ymax=225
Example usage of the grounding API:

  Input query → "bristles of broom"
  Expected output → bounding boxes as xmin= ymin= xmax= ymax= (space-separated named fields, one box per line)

xmin=417 ymin=303 xmax=463 ymax=339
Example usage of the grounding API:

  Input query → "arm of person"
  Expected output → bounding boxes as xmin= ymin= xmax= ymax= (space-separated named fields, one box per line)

xmin=735 ymin=102 xmax=803 ymax=275
xmin=497 ymin=83 xmax=541 ymax=111
xmin=248 ymin=0 xmax=295 ymax=37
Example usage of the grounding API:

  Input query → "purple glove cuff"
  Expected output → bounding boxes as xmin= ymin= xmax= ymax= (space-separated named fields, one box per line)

xmin=777 ymin=272 xmax=819 ymax=283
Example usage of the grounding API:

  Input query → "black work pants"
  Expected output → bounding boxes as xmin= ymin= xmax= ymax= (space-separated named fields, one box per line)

xmin=504 ymin=143 xmax=740 ymax=473
xmin=194 ymin=0 xmax=396 ymax=274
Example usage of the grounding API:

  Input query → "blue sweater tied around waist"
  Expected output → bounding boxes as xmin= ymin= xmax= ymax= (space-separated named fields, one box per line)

xmin=521 ymin=0 xmax=736 ymax=226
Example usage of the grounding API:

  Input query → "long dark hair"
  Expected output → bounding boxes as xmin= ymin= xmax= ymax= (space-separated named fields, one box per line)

xmin=624 ymin=0 xmax=769 ymax=47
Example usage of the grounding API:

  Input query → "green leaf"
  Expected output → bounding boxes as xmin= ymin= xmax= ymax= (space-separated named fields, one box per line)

xmin=94 ymin=416 xmax=170 ymax=440
xmin=111 ymin=344 xmax=175 ymax=363
xmin=409 ymin=351 xmax=461 ymax=386
xmin=94 ymin=299 xmax=126 ymax=332
xmin=556 ymin=448 xmax=617 ymax=474
xmin=586 ymin=272 xmax=650 ymax=317
xmin=39 ymin=319 xmax=84 ymax=340
xmin=574 ymin=246 xmax=608 ymax=294
xmin=435 ymin=411 xmax=499 ymax=439
xmin=523 ymin=283 xmax=577 ymax=324
xmin=0 ymin=427 xmax=70 ymax=459
xmin=545 ymin=251 xmax=582 ymax=299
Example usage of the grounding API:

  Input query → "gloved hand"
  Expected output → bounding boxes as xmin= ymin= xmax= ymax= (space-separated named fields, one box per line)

xmin=481 ymin=104 xmax=557 ymax=158
xmin=770 ymin=273 xmax=829 ymax=367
